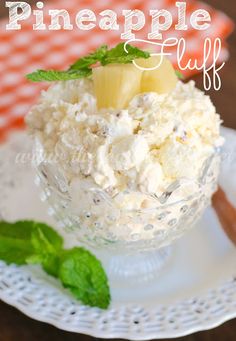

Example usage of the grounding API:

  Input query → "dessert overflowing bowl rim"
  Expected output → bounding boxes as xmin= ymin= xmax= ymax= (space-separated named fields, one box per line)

xmin=33 ymin=135 xmax=220 ymax=213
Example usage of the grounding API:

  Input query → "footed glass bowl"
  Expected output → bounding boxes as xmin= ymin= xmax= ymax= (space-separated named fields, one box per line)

xmin=33 ymin=138 xmax=220 ymax=284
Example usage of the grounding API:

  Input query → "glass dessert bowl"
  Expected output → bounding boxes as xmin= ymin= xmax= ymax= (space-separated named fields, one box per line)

xmin=26 ymin=49 xmax=223 ymax=284
xmin=33 ymin=137 xmax=220 ymax=283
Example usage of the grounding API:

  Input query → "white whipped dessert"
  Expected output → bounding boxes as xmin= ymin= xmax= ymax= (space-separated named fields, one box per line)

xmin=27 ymin=78 xmax=222 ymax=196
xmin=27 ymin=74 xmax=222 ymax=244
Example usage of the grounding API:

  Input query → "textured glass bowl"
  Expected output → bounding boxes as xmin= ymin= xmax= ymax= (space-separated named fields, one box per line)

xmin=33 ymin=137 xmax=220 ymax=282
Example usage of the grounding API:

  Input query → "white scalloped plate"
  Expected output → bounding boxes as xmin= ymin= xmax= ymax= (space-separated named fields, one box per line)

xmin=0 ymin=127 xmax=235 ymax=340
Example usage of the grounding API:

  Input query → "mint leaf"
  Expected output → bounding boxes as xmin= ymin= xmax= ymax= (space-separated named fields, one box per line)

xmin=0 ymin=220 xmax=33 ymax=240
xmin=70 ymin=43 xmax=150 ymax=68
xmin=0 ymin=221 xmax=34 ymax=265
xmin=59 ymin=247 xmax=110 ymax=309
xmin=69 ymin=45 xmax=108 ymax=70
xmin=31 ymin=222 xmax=63 ymax=253
xmin=30 ymin=222 xmax=63 ymax=276
xmin=175 ymin=70 xmax=184 ymax=79
xmin=102 ymin=43 xmax=150 ymax=65
xmin=26 ymin=69 xmax=92 ymax=82
xmin=0 ymin=238 xmax=34 ymax=265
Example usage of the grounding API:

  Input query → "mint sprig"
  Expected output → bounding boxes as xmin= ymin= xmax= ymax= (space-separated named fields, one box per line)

xmin=26 ymin=43 xmax=150 ymax=82
xmin=0 ymin=220 xmax=110 ymax=309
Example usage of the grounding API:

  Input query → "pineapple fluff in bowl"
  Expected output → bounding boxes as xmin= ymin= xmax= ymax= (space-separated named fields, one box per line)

xmin=26 ymin=49 xmax=223 ymax=281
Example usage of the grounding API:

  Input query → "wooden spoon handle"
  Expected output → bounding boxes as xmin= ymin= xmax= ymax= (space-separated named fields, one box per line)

xmin=212 ymin=186 xmax=236 ymax=246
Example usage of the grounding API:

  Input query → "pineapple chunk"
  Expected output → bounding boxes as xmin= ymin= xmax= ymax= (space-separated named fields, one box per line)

xmin=92 ymin=63 xmax=142 ymax=110
xmin=135 ymin=56 xmax=178 ymax=94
